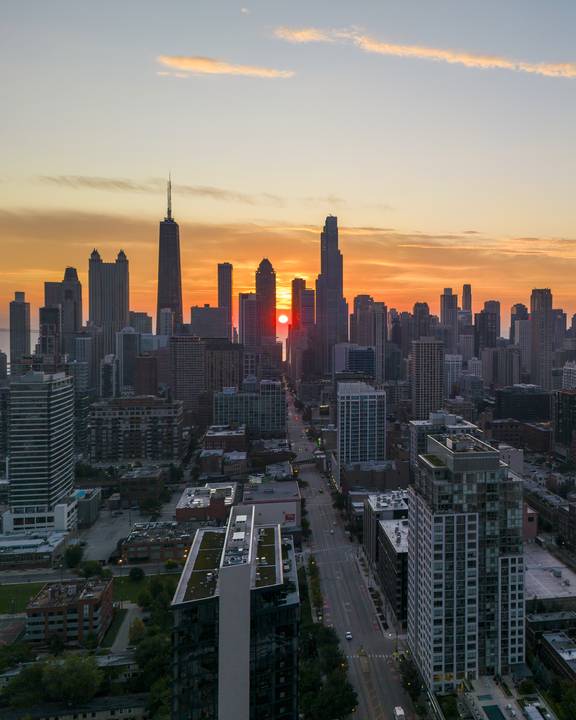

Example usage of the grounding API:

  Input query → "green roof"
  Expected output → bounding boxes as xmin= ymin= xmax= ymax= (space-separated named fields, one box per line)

xmin=184 ymin=531 xmax=225 ymax=601
xmin=255 ymin=527 xmax=278 ymax=588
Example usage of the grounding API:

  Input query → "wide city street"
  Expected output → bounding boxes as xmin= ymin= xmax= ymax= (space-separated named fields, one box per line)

xmin=287 ymin=394 xmax=414 ymax=720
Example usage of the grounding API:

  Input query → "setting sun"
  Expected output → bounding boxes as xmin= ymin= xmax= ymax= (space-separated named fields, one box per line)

xmin=278 ymin=313 xmax=289 ymax=325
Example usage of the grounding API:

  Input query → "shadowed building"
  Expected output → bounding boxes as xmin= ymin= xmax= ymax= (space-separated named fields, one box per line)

xmin=9 ymin=291 xmax=30 ymax=376
xmin=44 ymin=267 xmax=83 ymax=357
xmin=89 ymin=249 xmax=129 ymax=354
xmin=255 ymin=258 xmax=276 ymax=346
xmin=218 ymin=263 xmax=233 ymax=341
xmin=156 ymin=177 xmax=183 ymax=333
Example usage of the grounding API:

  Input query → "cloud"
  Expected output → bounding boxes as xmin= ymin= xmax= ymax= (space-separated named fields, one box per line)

xmin=36 ymin=175 xmax=284 ymax=206
xmin=157 ymin=54 xmax=294 ymax=79
xmin=274 ymin=26 xmax=576 ymax=79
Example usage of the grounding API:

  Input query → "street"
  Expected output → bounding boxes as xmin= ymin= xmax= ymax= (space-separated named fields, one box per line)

xmin=287 ymin=396 xmax=414 ymax=720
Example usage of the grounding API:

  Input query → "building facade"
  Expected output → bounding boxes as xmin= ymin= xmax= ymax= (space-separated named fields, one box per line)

xmin=408 ymin=435 xmax=524 ymax=693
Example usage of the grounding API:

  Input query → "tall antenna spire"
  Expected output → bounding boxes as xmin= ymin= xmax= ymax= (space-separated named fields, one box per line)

xmin=167 ymin=173 xmax=172 ymax=220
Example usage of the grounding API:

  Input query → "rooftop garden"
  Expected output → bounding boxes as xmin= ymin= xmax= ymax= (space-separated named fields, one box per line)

xmin=255 ymin=527 xmax=277 ymax=588
xmin=184 ymin=531 xmax=225 ymax=601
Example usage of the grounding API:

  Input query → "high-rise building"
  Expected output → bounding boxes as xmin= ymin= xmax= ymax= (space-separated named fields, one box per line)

xmin=44 ymin=267 xmax=83 ymax=357
xmin=9 ymin=291 xmax=30 ymax=376
xmin=0 ymin=352 xmax=7 ymax=381
xmin=440 ymin=288 xmax=458 ymax=353
xmin=336 ymin=382 xmax=386 ymax=467
xmin=373 ymin=302 xmax=387 ymax=385
xmin=481 ymin=347 xmax=520 ymax=388
xmin=255 ymin=258 xmax=276 ymax=345
xmin=169 ymin=335 xmax=205 ymax=413
xmin=462 ymin=283 xmax=472 ymax=313
xmin=408 ymin=434 xmax=524 ymax=693
xmin=315 ymin=216 xmax=348 ymax=374
xmin=239 ymin=293 xmax=258 ymax=350
xmin=510 ymin=303 xmax=528 ymax=345
xmin=129 ymin=311 xmax=153 ymax=334
xmin=190 ymin=305 xmax=228 ymax=339
xmin=413 ymin=302 xmax=431 ymax=341
xmin=350 ymin=295 xmax=375 ymax=345
xmin=116 ymin=326 xmax=140 ymax=395
xmin=531 ymin=289 xmax=554 ymax=390
xmin=410 ymin=337 xmax=444 ymax=420
xmin=100 ymin=354 xmax=119 ymax=399
xmin=552 ymin=308 xmax=567 ymax=351
xmin=474 ymin=309 xmax=498 ymax=357
xmin=562 ymin=362 xmax=576 ymax=390
xmin=3 ymin=372 xmax=76 ymax=532
xmin=88 ymin=249 xmax=129 ymax=354
xmin=290 ymin=278 xmax=306 ymax=332
xmin=444 ymin=354 xmax=463 ymax=398
xmin=171 ymin=504 xmax=299 ymax=720
xmin=158 ymin=307 xmax=175 ymax=337
xmin=555 ymin=390 xmax=576 ymax=447
xmin=38 ymin=306 xmax=62 ymax=358
xmin=214 ymin=380 xmax=286 ymax=436
xmin=218 ymin=262 xmax=233 ymax=341
xmin=483 ymin=300 xmax=501 ymax=338
xmin=408 ymin=411 xmax=481 ymax=469
xmin=156 ymin=177 xmax=183 ymax=333
xmin=288 ymin=280 xmax=316 ymax=381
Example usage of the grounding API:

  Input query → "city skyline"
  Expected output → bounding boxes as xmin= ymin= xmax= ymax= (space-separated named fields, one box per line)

xmin=3 ymin=2 xmax=576 ymax=331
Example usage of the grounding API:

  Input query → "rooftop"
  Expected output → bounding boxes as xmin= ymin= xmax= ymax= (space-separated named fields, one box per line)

xmin=0 ymin=531 xmax=68 ymax=556
xmin=176 ymin=484 xmax=237 ymax=510
xmin=253 ymin=525 xmax=280 ymax=588
xmin=337 ymin=381 xmax=380 ymax=396
xmin=243 ymin=481 xmax=300 ymax=503
xmin=205 ymin=424 xmax=246 ymax=437
xmin=27 ymin=579 xmax=111 ymax=610
xmin=366 ymin=490 xmax=408 ymax=513
xmin=123 ymin=520 xmax=198 ymax=543
xmin=380 ymin=518 xmax=409 ymax=553
xmin=542 ymin=632 xmax=576 ymax=669
xmin=120 ymin=466 xmax=163 ymax=480
xmin=524 ymin=542 xmax=576 ymax=599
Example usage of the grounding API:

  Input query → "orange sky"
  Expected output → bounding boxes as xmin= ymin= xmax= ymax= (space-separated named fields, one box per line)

xmin=1 ymin=207 xmax=575 ymax=337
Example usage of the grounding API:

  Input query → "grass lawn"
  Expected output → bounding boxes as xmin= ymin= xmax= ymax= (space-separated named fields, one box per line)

xmin=100 ymin=608 xmax=128 ymax=649
xmin=0 ymin=582 xmax=44 ymax=613
xmin=112 ymin=573 xmax=178 ymax=603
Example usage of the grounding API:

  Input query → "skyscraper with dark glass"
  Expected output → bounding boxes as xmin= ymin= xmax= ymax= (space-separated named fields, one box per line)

xmin=156 ymin=177 xmax=183 ymax=333
xmin=255 ymin=258 xmax=276 ymax=345
xmin=315 ymin=216 xmax=348 ymax=373
xmin=9 ymin=291 xmax=30 ymax=376
xmin=45 ymin=267 xmax=83 ymax=358
xmin=218 ymin=262 xmax=233 ymax=341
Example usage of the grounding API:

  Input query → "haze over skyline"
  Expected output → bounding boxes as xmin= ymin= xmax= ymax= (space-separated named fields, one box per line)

xmin=3 ymin=1 xmax=576 ymax=330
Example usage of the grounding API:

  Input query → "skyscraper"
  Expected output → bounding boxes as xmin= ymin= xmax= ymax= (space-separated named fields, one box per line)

xmin=239 ymin=293 xmax=258 ymax=349
xmin=9 ymin=291 xmax=30 ymax=376
xmin=410 ymin=337 xmax=444 ymax=420
xmin=462 ymin=283 xmax=472 ymax=313
xmin=89 ymin=249 xmax=129 ymax=354
xmin=255 ymin=258 xmax=276 ymax=345
xmin=315 ymin=216 xmax=348 ymax=373
xmin=4 ymin=372 xmax=76 ymax=532
xmin=474 ymin=308 xmax=498 ymax=357
xmin=531 ymin=288 xmax=553 ymax=390
xmin=217 ymin=262 xmax=233 ymax=341
xmin=510 ymin=303 xmax=528 ymax=345
xmin=408 ymin=434 xmax=524 ymax=692
xmin=290 ymin=278 xmax=306 ymax=332
xmin=116 ymin=326 xmax=140 ymax=395
xmin=413 ymin=302 xmax=431 ymax=341
xmin=171 ymin=505 xmax=299 ymax=720
xmin=129 ymin=311 xmax=153 ymax=334
xmin=440 ymin=288 xmax=458 ymax=353
xmin=483 ymin=300 xmax=501 ymax=339
xmin=336 ymin=382 xmax=387 ymax=468
xmin=44 ymin=267 xmax=83 ymax=357
xmin=156 ymin=177 xmax=183 ymax=333
xmin=38 ymin=306 xmax=62 ymax=358
xmin=350 ymin=295 xmax=375 ymax=346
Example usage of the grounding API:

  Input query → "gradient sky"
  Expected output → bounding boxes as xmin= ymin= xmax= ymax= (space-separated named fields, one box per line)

xmin=2 ymin=1 xmax=576 ymax=338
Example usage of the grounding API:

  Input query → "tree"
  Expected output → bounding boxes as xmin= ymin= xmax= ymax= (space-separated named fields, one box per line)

xmin=79 ymin=560 xmax=104 ymax=578
xmin=43 ymin=655 xmax=103 ymax=705
xmin=64 ymin=544 xmax=83 ymax=568
xmin=129 ymin=617 xmax=146 ymax=646
xmin=4 ymin=663 xmax=45 ymax=707
xmin=134 ymin=633 xmax=171 ymax=687
xmin=129 ymin=566 xmax=145 ymax=582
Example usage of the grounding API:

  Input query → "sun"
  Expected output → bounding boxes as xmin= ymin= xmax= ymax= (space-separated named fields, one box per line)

xmin=278 ymin=314 xmax=289 ymax=325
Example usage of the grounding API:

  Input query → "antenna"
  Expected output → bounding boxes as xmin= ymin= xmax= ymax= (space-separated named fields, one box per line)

xmin=167 ymin=173 xmax=172 ymax=220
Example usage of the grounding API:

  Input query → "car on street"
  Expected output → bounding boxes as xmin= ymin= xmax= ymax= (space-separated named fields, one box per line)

xmin=345 ymin=631 xmax=353 ymax=640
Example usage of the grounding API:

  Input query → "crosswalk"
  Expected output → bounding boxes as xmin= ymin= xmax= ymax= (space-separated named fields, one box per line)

xmin=346 ymin=653 xmax=395 ymax=661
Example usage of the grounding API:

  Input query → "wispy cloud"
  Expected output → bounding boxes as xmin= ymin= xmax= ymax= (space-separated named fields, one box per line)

xmin=274 ymin=26 xmax=576 ymax=79
xmin=36 ymin=175 xmax=284 ymax=206
xmin=157 ymin=54 xmax=294 ymax=79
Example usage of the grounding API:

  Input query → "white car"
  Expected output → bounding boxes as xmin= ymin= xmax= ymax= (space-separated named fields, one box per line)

xmin=345 ymin=631 xmax=353 ymax=640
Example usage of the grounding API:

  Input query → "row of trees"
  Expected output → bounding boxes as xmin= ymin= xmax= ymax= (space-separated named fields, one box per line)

xmin=298 ymin=566 xmax=358 ymax=720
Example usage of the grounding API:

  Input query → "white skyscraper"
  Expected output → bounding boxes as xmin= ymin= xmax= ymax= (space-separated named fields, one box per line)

xmin=337 ymin=382 xmax=386 ymax=468
xmin=3 ymin=372 xmax=76 ymax=532
xmin=408 ymin=435 xmax=524 ymax=693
